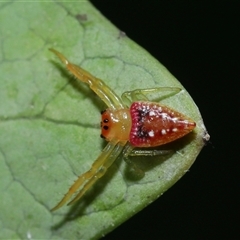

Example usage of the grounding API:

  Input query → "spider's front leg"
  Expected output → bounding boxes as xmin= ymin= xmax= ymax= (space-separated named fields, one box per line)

xmin=51 ymin=140 xmax=126 ymax=211
xmin=50 ymin=48 xmax=124 ymax=110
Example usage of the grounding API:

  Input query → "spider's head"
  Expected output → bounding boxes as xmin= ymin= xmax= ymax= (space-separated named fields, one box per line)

xmin=100 ymin=109 xmax=131 ymax=142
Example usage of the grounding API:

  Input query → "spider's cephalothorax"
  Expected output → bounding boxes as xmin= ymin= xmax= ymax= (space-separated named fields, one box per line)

xmin=100 ymin=109 xmax=131 ymax=142
xmin=49 ymin=49 xmax=197 ymax=211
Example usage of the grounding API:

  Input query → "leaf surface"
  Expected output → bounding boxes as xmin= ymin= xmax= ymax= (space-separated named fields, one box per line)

xmin=0 ymin=1 xmax=208 ymax=239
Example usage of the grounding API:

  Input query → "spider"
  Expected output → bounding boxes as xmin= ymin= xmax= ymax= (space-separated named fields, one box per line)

xmin=49 ymin=48 xmax=196 ymax=211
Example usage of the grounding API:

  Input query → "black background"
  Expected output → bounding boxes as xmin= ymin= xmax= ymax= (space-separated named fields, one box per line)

xmin=91 ymin=1 xmax=239 ymax=239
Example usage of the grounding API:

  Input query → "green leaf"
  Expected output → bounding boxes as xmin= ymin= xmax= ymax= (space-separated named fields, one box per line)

xmin=0 ymin=1 xmax=208 ymax=239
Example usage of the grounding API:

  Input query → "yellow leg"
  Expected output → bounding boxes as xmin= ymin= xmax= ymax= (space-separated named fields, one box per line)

xmin=51 ymin=140 xmax=126 ymax=211
xmin=67 ymin=141 xmax=126 ymax=206
xmin=50 ymin=48 xmax=124 ymax=110
xmin=121 ymin=87 xmax=181 ymax=106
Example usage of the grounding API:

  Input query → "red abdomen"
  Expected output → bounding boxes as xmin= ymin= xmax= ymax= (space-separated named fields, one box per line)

xmin=129 ymin=102 xmax=196 ymax=147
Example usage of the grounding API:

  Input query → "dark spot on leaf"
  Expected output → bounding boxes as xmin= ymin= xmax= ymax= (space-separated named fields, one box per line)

xmin=76 ymin=14 xmax=87 ymax=22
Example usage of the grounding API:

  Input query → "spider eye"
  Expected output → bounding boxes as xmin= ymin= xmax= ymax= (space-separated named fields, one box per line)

xmin=100 ymin=134 xmax=105 ymax=139
xmin=103 ymin=126 xmax=109 ymax=130
xmin=100 ymin=110 xmax=112 ymax=140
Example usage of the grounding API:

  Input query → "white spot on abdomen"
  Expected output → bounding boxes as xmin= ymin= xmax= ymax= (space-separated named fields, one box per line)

xmin=172 ymin=117 xmax=178 ymax=123
xmin=161 ymin=129 xmax=167 ymax=135
xmin=149 ymin=111 xmax=156 ymax=116
xmin=148 ymin=130 xmax=155 ymax=137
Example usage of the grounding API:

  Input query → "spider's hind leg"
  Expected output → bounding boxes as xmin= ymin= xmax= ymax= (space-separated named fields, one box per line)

xmin=121 ymin=87 xmax=181 ymax=106
xmin=123 ymin=143 xmax=173 ymax=178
